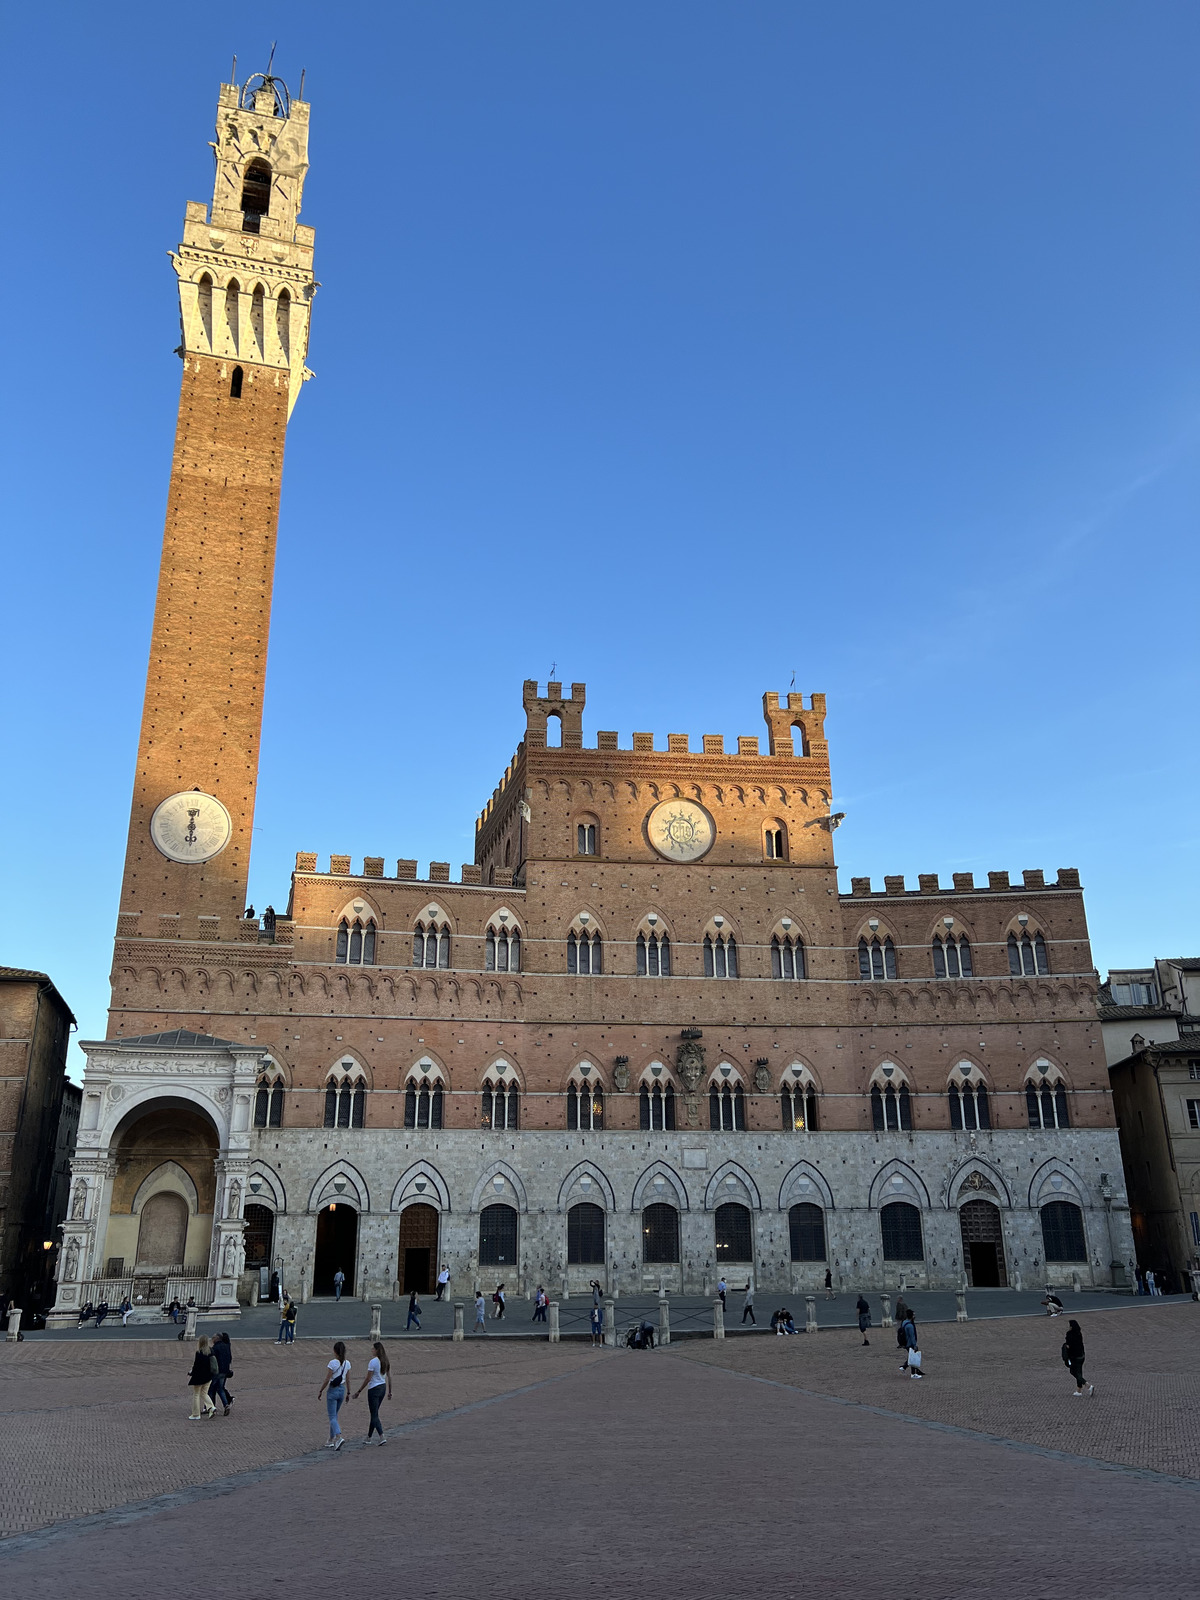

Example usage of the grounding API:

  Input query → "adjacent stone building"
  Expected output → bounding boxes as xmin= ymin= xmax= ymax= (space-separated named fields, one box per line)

xmin=50 ymin=71 xmax=1133 ymax=1320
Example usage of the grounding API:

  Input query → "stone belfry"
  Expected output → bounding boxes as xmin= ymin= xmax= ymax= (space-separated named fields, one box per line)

xmin=114 ymin=69 xmax=315 ymax=959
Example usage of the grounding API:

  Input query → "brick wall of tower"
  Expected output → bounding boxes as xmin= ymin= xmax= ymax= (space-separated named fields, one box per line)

xmin=116 ymin=353 xmax=290 ymax=946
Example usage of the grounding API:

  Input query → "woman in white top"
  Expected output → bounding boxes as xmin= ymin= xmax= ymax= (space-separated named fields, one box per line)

xmin=317 ymin=1340 xmax=351 ymax=1449
xmin=353 ymin=1340 xmax=392 ymax=1444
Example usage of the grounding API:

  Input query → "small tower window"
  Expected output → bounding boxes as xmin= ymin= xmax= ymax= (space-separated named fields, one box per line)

xmin=764 ymin=823 xmax=787 ymax=860
xmin=241 ymin=158 xmax=271 ymax=233
xmin=230 ymin=365 xmax=243 ymax=399
xmin=577 ymin=822 xmax=597 ymax=856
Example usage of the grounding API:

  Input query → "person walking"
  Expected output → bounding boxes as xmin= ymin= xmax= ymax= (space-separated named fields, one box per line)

xmin=436 ymin=1263 xmax=450 ymax=1302
xmin=532 ymin=1286 xmax=548 ymax=1323
xmin=187 ymin=1336 xmax=219 ymax=1420
xmin=589 ymin=1302 xmax=603 ymax=1347
xmin=473 ymin=1290 xmax=488 ymax=1333
xmin=406 ymin=1288 xmax=422 ymax=1331
xmin=285 ymin=1298 xmax=297 ymax=1343
xmin=1062 ymin=1319 xmax=1094 ymax=1397
xmin=493 ymin=1283 xmax=506 ymax=1320
xmin=318 ymin=1340 xmax=352 ymax=1448
xmin=717 ymin=1278 xmax=728 ymax=1312
xmin=741 ymin=1283 xmax=756 ymax=1325
xmin=276 ymin=1298 xmax=290 ymax=1344
xmin=824 ymin=1268 xmax=834 ymax=1300
xmin=353 ymin=1340 xmax=392 ymax=1444
xmin=208 ymin=1330 xmax=234 ymax=1415
xmin=856 ymin=1295 xmax=872 ymax=1346
xmin=333 ymin=1269 xmax=345 ymax=1303
xmin=899 ymin=1313 xmax=922 ymax=1376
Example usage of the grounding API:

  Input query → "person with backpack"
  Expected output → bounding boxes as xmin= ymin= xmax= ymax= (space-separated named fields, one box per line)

xmin=208 ymin=1330 xmax=234 ymax=1415
xmin=1062 ymin=1319 xmax=1093 ymax=1396
xmin=284 ymin=1298 xmax=297 ymax=1343
xmin=899 ymin=1313 xmax=922 ymax=1377
xmin=318 ymin=1340 xmax=352 ymax=1449
xmin=856 ymin=1295 xmax=872 ymax=1346
xmin=187 ymin=1336 xmax=219 ymax=1419
xmin=353 ymin=1340 xmax=392 ymax=1444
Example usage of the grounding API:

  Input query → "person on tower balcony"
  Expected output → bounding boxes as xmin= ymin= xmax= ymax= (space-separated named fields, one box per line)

xmin=263 ymin=905 xmax=277 ymax=939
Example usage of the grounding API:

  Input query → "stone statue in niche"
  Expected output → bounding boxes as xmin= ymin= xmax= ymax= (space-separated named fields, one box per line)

xmin=63 ymin=1238 xmax=80 ymax=1281
xmin=221 ymin=1236 xmax=238 ymax=1277
xmin=676 ymin=1040 xmax=705 ymax=1093
xmin=226 ymin=1180 xmax=241 ymax=1218
xmin=71 ymin=1183 xmax=87 ymax=1220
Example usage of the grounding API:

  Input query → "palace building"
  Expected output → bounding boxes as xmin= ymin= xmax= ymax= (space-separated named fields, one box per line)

xmin=50 ymin=74 xmax=1133 ymax=1320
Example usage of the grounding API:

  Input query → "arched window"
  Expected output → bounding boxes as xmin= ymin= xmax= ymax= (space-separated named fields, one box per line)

xmin=932 ymin=934 xmax=973 ymax=978
xmin=709 ymin=1079 xmax=746 ymax=1131
xmin=482 ymin=1072 xmax=520 ymax=1130
xmin=243 ymin=1203 xmax=274 ymax=1268
xmin=636 ymin=931 xmax=671 ymax=976
xmin=478 ymin=1203 xmax=517 ymax=1266
xmin=870 ymin=1078 xmax=912 ymax=1131
xmin=1040 ymin=1200 xmax=1087 ymax=1262
xmin=566 ymin=1076 xmax=604 ymax=1130
xmin=639 ymin=1077 xmax=676 ymax=1130
xmin=197 ymin=274 xmax=214 ymax=346
xmin=703 ymin=933 xmax=739 ymax=978
xmin=859 ymin=936 xmax=897 ymax=980
xmin=413 ymin=920 xmax=450 ymax=969
xmin=642 ymin=1203 xmax=680 ymax=1264
xmin=1008 ymin=931 xmax=1050 ymax=976
xmin=276 ymin=288 xmax=290 ymax=361
xmin=567 ymin=1202 xmax=606 ymax=1264
xmin=577 ymin=821 xmax=597 ymax=856
xmin=225 ymin=280 xmax=240 ymax=351
xmin=230 ymin=364 xmax=244 ymax=399
xmin=336 ymin=916 xmax=377 ymax=965
xmin=1026 ymin=1073 xmax=1070 ymax=1129
xmin=714 ymin=1202 xmax=753 ymax=1262
xmin=323 ymin=1071 xmax=366 ymax=1129
xmin=948 ymin=1067 xmax=990 ymax=1130
xmin=253 ymin=1074 xmax=284 ymax=1128
xmin=241 ymin=157 xmax=271 ymax=232
xmin=567 ymin=928 xmax=602 ymax=974
xmin=764 ymin=822 xmax=787 ymax=860
xmin=880 ymin=1201 xmax=924 ymax=1260
xmin=403 ymin=1072 xmax=444 ymax=1129
xmin=771 ymin=934 xmax=807 ymax=980
xmin=781 ymin=1076 xmax=819 ymax=1131
xmin=788 ymin=1203 xmax=827 ymax=1262
xmin=485 ymin=921 xmax=520 ymax=972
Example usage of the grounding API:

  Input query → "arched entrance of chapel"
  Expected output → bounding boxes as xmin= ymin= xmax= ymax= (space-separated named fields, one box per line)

xmin=959 ymin=1199 xmax=1007 ymax=1287
xmin=314 ymin=1202 xmax=359 ymax=1296
xmin=398 ymin=1203 xmax=440 ymax=1293
xmin=104 ymin=1100 xmax=221 ymax=1281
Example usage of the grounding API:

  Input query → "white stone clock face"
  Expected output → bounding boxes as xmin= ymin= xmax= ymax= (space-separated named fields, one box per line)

xmin=149 ymin=791 xmax=232 ymax=864
xmin=646 ymin=799 xmax=715 ymax=863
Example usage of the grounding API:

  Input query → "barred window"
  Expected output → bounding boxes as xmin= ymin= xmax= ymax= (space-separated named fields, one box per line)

xmin=771 ymin=935 xmax=807 ymax=980
xmin=781 ymin=1081 xmax=819 ymax=1131
xmin=567 ymin=929 xmax=602 ymax=974
xmin=478 ymin=1203 xmax=517 ymax=1266
xmin=485 ymin=923 xmax=521 ymax=972
xmin=710 ymin=1080 xmax=746 ymax=1131
xmin=714 ymin=1202 xmax=753 ymax=1261
xmin=566 ymin=1080 xmax=604 ymax=1130
xmin=636 ymin=931 xmax=671 ymax=976
xmin=413 ymin=920 xmax=450 ymax=969
xmin=1026 ymin=1080 xmax=1070 ymax=1129
xmin=859 ymin=936 xmax=897 ymax=980
xmin=323 ymin=1077 xmax=366 ymax=1129
xmin=254 ymin=1076 xmax=284 ymax=1128
xmin=703 ymin=934 xmax=739 ymax=978
xmin=871 ymin=1081 xmax=912 ymax=1131
xmin=403 ymin=1077 xmax=444 ymax=1129
xmin=788 ymin=1203 xmax=827 ymax=1262
xmin=567 ymin=1202 xmax=606 ymax=1264
xmin=482 ymin=1077 xmax=520 ymax=1130
xmin=949 ymin=1083 xmax=990 ymax=1130
xmin=1008 ymin=931 xmax=1049 ymax=976
xmin=880 ymin=1201 xmax=923 ymax=1260
xmin=639 ymin=1080 xmax=676 ymax=1131
xmin=336 ymin=917 xmax=377 ymax=965
xmin=641 ymin=1202 xmax=680 ymax=1264
xmin=1040 ymin=1200 xmax=1086 ymax=1262
xmin=932 ymin=935 xmax=973 ymax=978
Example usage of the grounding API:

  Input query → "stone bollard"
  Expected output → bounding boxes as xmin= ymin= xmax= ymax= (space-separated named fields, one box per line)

xmin=1072 ymin=1273 xmax=1082 ymax=1293
xmin=560 ymin=1275 xmax=569 ymax=1301
xmin=548 ymin=1302 xmax=560 ymax=1344
xmin=713 ymin=1299 xmax=725 ymax=1340
xmin=604 ymin=1299 xmax=616 ymax=1348
xmin=955 ymin=1290 xmax=968 ymax=1322
xmin=5 ymin=1308 xmax=22 ymax=1342
xmin=452 ymin=1301 xmax=464 ymax=1342
xmin=658 ymin=1298 xmax=670 ymax=1347
xmin=1013 ymin=1268 xmax=1022 ymax=1292
xmin=805 ymin=1295 xmax=817 ymax=1333
xmin=880 ymin=1293 xmax=893 ymax=1329
xmin=370 ymin=1304 xmax=382 ymax=1342
xmin=184 ymin=1306 xmax=198 ymax=1342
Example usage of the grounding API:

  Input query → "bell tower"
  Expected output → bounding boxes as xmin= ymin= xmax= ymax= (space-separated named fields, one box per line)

xmin=114 ymin=70 xmax=316 ymax=955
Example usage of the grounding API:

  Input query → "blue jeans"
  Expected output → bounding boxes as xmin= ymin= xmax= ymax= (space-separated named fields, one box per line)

xmin=326 ymin=1384 xmax=345 ymax=1436
xmin=406 ymin=1310 xmax=421 ymax=1329
xmin=366 ymin=1385 xmax=386 ymax=1438
xmin=334 ymin=1284 xmax=343 ymax=1301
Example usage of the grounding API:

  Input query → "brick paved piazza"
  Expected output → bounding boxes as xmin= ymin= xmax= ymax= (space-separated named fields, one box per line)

xmin=1 ymin=1302 xmax=1196 ymax=1597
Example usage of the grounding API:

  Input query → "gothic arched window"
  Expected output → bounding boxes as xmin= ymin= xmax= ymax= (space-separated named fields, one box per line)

xmin=1040 ymin=1200 xmax=1087 ymax=1262
xmin=788 ymin=1203 xmax=827 ymax=1262
xmin=567 ymin=928 xmax=602 ymax=974
xmin=764 ymin=823 xmax=787 ymax=860
xmin=1026 ymin=1074 xmax=1070 ymax=1129
xmin=781 ymin=1078 xmax=819 ymax=1131
xmin=636 ymin=931 xmax=671 ymax=976
xmin=241 ymin=157 xmax=271 ymax=232
xmin=948 ymin=1080 xmax=991 ymax=1130
xmin=336 ymin=917 xmax=377 ymax=966
xmin=577 ymin=821 xmax=597 ymax=856
xmin=566 ymin=1077 xmax=604 ymax=1130
xmin=253 ymin=1074 xmax=284 ymax=1128
xmin=482 ymin=1073 xmax=520 ymax=1130
xmin=485 ymin=921 xmax=520 ymax=972
xmin=771 ymin=935 xmax=807 ymax=980
xmin=870 ymin=1079 xmax=912 ymax=1131
xmin=714 ymin=1202 xmax=753 ymax=1262
xmin=642 ymin=1203 xmax=680 ymax=1263
xmin=567 ymin=1202 xmax=606 ymax=1264
xmin=709 ymin=1079 xmax=746 ymax=1131
xmin=932 ymin=934 xmax=973 ymax=978
xmin=859 ymin=936 xmax=897 ymax=980
xmin=703 ymin=933 xmax=738 ymax=977
xmin=323 ymin=1073 xmax=366 ymax=1129
xmin=1008 ymin=931 xmax=1050 ymax=976
xmin=230 ymin=364 xmax=244 ymax=399
xmin=639 ymin=1079 xmax=676 ymax=1131
xmin=413 ymin=920 xmax=450 ymax=969
xmin=404 ymin=1074 xmax=444 ymax=1129
xmin=880 ymin=1201 xmax=923 ymax=1260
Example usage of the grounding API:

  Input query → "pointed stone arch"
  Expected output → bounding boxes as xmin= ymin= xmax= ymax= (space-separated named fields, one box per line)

xmin=245 ymin=1164 xmax=286 ymax=1211
xmin=631 ymin=1162 xmax=690 ymax=1212
xmin=1028 ymin=1158 xmax=1086 ymax=1209
xmin=868 ymin=1158 xmax=931 ymax=1210
xmin=471 ymin=1160 xmax=528 ymax=1213
xmin=307 ymin=1160 xmax=370 ymax=1214
xmin=131 ymin=1160 xmax=200 ymax=1216
xmin=390 ymin=1160 xmax=451 ymax=1213
xmin=705 ymin=1161 xmax=761 ymax=1211
xmin=778 ymin=1159 xmax=835 ymax=1212
xmin=556 ymin=1161 xmax=616 ymax=1212
xmin=945 ymin=1158 xmax=1012 ymax=1209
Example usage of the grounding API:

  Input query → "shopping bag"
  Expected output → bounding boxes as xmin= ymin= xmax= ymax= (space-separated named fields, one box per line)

xmin=908 ymin=1348 xmax=922 ymax=1370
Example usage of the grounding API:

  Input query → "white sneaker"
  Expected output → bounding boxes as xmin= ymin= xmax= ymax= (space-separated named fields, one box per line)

xmin=1088 ymin=1384 xmax=1095 ymax=1396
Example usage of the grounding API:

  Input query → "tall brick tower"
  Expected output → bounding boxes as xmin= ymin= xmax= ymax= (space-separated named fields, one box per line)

xmin=114 ymin=71 xmax=315 ymax=955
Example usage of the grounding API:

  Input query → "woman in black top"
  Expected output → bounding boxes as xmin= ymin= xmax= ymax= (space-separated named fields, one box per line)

xmin=187 ymin=1337 xmax=218 ymax=1419
xmin=209 ymin=1331 xmax=234 ymax=1414
xmin=1062 ymin=1320 xmax=1093 ymax=1396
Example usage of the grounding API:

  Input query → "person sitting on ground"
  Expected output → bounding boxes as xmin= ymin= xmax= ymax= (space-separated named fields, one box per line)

xmin=770 ymin=1308 xmax=783 ymax=1334
xmin=781 ymin=1309 xmax=797 ymax=1335
xmin=1042 ymin=1292 xmax=1064 ymax=1317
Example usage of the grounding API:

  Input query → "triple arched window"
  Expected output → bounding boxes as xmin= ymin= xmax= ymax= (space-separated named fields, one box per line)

xmin=485 ymin=922 xmax=521 ymax=972
xmin=710 ymin=1079 xmax=746 ymax=1131
xmin=324 ymin=1075 xmax=366 ymax=1129
xmin=932 ymin=934 xmax=973 ymax=978
xmin=703 ymin=933 xmax=739 ymax=977
xmin=336 ymin=917 xmax=377 ymax=966
xmin=771 ymin=935 xmax=806 ymax=980
xmin=404 ymin=1075 xmax=444 ymax=1129
xmin=1008 ymin=931 xmax=1049 ymax=975
xmin=948 ymin=1079 xmax=990 ymax=1130
xmin=859 ymin=936 xmax=897 ymax=980
xmin=639 ymin=1079 xmax=676 ymax=1130
xmin=253 ymin=1074 xmax=284 ymax=1128
xmin=566 ymin=1078 xmax=604 ymax=1130
xmin=567 ymin=929 xmax=602 ymax=974
xmin=1026 ymin=1078 xmax=1070 ymax=1129
xmin=781 ymin=1079 xmax=819 ymax=1131
xmin=636 ymin=931 xmax=671 ymax=976
xmin=871 ymin=1081 xmax=912 ymax=1131
xmin=413 ymin=921 xmax=450 ymax=969
xmin=482 ymin=1073 xmax=520 ymax=1130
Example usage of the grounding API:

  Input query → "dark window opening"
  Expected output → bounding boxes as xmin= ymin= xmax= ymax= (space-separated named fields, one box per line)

xmin=230 ymin=364 xmax=243 ymax=399
xmin=881 ymin=1201 xmax=923 ymax=1260
xmin=567 ymin=1202 xmax=606 ymax=1264
xmin=788 ymin=1202 xmax=827 ymax=1262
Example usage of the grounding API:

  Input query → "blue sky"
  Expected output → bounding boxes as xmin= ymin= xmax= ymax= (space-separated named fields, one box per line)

xmin=3 ymin=2 xmax=1197 ymax=1071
